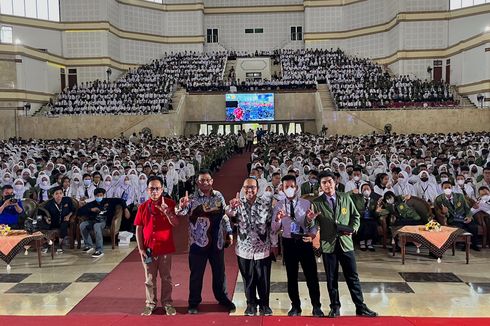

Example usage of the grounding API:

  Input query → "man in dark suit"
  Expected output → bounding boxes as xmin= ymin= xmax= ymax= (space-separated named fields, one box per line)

xmin=307 ymin=171 xmax=377 ymax=318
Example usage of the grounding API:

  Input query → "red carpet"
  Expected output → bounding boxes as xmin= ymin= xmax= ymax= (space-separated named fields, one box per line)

xmin=69 ymin=152 xmax=251 ymax=315
xmin=2 ymin=316 xmax=490 ymax=326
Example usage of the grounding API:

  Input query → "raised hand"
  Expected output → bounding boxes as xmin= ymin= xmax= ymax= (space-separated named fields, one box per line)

xmin=306 ymin=206 xmax=320 ymax=221
xmin=229 ymin=192 xmax=242 ymax=209
xmin=179 ymin=191 xmax=190 ymax=209
xmin=275 ymin=209 xmax=286 ymax=222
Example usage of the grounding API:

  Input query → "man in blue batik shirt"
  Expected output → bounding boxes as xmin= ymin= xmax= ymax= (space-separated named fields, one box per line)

xmin=177 ymin=169 xmax=235 ymax=315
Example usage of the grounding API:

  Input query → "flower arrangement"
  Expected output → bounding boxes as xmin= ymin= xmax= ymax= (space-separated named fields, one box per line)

xmin=0 ymin=224 xmax=11 ymax=236
xmin=424 ymin=220 xmax=441 ymax=232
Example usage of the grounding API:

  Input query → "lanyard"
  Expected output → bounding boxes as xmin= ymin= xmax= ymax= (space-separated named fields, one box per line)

xmin=284 ymin=199 xmax=299 ymax=221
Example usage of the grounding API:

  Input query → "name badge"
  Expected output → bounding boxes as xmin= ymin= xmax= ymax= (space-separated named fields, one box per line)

xmin=290 ymin=221 xmax=300 ymax=234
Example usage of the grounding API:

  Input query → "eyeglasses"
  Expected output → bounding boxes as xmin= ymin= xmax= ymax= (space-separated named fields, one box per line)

xmin=198 ymin=179 xmax=212 ymax=184
xmin=243 ymin=186 xmax=257 ymax=190
xmin=148 ymin=187 xmax=162 ymax=192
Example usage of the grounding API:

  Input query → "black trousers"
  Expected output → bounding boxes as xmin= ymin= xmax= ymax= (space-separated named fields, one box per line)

xmin=357 ymin=219 xmax=378 ymax=241
xmin=282 ymin=237 xmax=321 ymax=308
xmin=322 ymin=242 xmax=365 ymax=310
xmin=237 ymin=255 xmax=271 ymax=307
xmin=450 ymin=221 xmax=479 ymax=246
xmin=188 ymin=249 xmax=229 ymax=307
xmin=120 ymin=204 xmax=135 ymax=232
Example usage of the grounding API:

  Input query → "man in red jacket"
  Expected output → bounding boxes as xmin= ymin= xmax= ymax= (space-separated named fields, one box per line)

xmin=135 ymin=176 xmax=179 ymax=316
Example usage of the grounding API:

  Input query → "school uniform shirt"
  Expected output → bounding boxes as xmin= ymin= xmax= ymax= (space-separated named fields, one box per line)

xmin=271 ymin=197 xmax=318 ymax=247
xmin=134 ymin=196 xmax=176 ymax=256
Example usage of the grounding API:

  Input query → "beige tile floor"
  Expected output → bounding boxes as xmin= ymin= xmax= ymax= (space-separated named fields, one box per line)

xmin=0 ymin=243 xmax=136 ymax=316
xmin=2 ymin=244 xmax=490 ymax=317
xmin=231 ymin=248 xmax=490 ymax=317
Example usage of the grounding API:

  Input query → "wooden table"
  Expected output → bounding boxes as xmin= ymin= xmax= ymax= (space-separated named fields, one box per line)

xmin=0 ymin=232 xmax=45 ymax=268
xmin=392 ymin=226 xmax=470 ymax=264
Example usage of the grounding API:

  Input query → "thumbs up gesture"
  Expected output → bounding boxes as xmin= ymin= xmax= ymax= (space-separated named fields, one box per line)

xmin=179 ymin=191 xmax=190 ymax=209
xmin=306 ymin=206 xmax=320 ymax=221
xmin=229 ymin=192 xmax=242 ymax=209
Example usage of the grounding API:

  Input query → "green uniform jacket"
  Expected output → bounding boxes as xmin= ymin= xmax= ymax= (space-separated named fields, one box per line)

xmin=311 ymin=192 xmax=360 ymax=253
xmin=350 ymin=194 xmax=380 ymax=222
xmin=300 ymin=181 xmax=320 ymax=196
xmin=434 ymin=192 xmax=471 ymax=224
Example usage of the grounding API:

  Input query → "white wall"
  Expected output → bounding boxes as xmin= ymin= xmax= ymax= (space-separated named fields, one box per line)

xmin=235 ymin=57 xmax=271 ymax=82
xmin=204 ymin=12 xmax=304 ymax=51
xmin=11 ymin=25 xmax=63 ymax=55
xmin=16 ymin=56 xmax=60 ymax=94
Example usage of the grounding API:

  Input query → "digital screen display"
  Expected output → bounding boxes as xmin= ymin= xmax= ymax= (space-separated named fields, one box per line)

xmin=225 ymin=93 xmax=274 ymax=122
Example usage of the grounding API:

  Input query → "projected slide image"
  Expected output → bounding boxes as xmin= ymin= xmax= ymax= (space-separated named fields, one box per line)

xmin=225 ymin=93 xmax=274 ymax=121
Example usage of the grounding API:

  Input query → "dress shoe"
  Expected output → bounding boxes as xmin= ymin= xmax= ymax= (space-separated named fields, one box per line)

xmin=356 ymin=306 xmax=378 ymax=317
xmin=287 ymin=306 xmax=302 ymax=316
xmin=187 ymin=306 xmax=199 ymax=314
xmin=219 ymin=300 xmax=236 ymax=313
xmin=259 ymin=306 xmax=273 ymax=316
xmin=244 ymin=304 xmax=257 ymax=316
xmin=312 ymin=306 xmax=324 ymax=317
xmin=327 ymin=308 xmax=340 ymax=318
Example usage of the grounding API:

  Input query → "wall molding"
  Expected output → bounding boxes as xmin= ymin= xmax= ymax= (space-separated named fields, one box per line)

xmin=457 ymin=80 xmax=490 ymax=96
xmin=374 ymin=32 xmax=490 ymax=65
xmin=305 ymin=4 xmax=490 ymax=41
xmin=0 ymin=89 xmax=53 ymax=103
xmin=0 ymin=15 xmax=204 ymax=45
xmin=0 ymin=44 xmax=140 ymax=70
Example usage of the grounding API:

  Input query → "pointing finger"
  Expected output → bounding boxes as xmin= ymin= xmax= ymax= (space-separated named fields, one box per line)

xmin=185 ymin=191 xmax=189 ymax=199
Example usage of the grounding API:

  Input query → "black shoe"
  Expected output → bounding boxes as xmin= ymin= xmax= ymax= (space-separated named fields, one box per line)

xmin=368 ymin=245 xmax=375 ymax=252
xmin=287 ymin=306 xmax=302 ymax=316
xmin=259 ymin=306 xmax=273 ymax=316
xmin=244 ymin=304 xmax=257 ymax=316
xmin=327 ymin=308 xmax=340 ymax=318
xmin=356 ymin=306 xmax=378 ymax=317
xmin=360 ymin=245 xmax=367 ymax=251
xmin=219 ymin=300 xmax=236 ymax=313
xmin=91 ymin=251 xmax=104 ymax=258
xmin=187 ymin=306 xmax=198 ymax=314
xmin=312 ymin=306 xmax=324 ymax=317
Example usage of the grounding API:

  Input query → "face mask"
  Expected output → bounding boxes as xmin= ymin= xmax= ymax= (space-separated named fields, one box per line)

xmin=124 ymin=180 xmax=130 ymax=185
xmin=471 ymin=169 xmax=477 ymax=173
xmin=95 ymin=197 xmax=103 ymax=203
xmin=113 ymin=175 xmax=120 ymax=181
xmin=83 ymin=179 xmax=92 ymax=186
xmin=73 ymin=180 xmax=80 ymax=185
xmin=105 ymin=180 xmax=111 ymax=186
xmin=14 ymin=184 xmax=23 ymax=190
xmin=362 ymin=190 xmax=371 ymax=198
xmin=353 ymin=176 xmax=361 ymax=182
xmin=152 ymin=169 xmax=158 ymax=173
xmin=386 ymin=197 xmax=394 ymax=205
xmin=456 ymin=179 xmax=465 ymax=186
xmin=3 ymin=177 xmax=11 ymax=183
xmin=139 ymin=179 xmax=146 ymax=185
xmin=284 ymin=187 xmax=296 ymax=198
xmin=481 ymin=195 xmax=490 ymax=202
xmin=420 ymin=177 xmax=429 ymax=182
xmin=137 ymin=167 xmax=143 ymax=172
xmin=443 ymin=188 xmax=452 ymax=196
xmin=42 ymin=180 xmax=49 ymax=186
xmin=440 ymin=177 xmax=449 ymax=183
